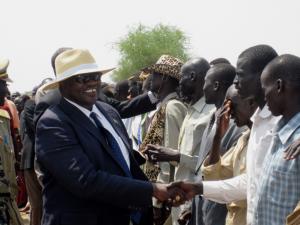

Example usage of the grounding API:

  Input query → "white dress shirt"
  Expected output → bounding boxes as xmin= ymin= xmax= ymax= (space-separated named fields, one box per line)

xmin=65 ymin=98 xmax=130 ymax=168
xmin=202 ymin=105 xmax=280 ymax=225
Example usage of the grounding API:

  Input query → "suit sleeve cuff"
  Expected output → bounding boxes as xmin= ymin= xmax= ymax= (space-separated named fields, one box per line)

xmin=147 ymin=91 xmax=158 ymax=104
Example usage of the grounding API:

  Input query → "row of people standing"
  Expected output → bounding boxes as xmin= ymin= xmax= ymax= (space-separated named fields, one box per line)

xmin=122 ymin=47 xmax=300 ymax=225
xmin=3 ymin=44 xmax=299 ymax=225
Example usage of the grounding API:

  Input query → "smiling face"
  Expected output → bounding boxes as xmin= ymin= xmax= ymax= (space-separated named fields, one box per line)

xmin=60 ymin=72 xmax=101 ymax=110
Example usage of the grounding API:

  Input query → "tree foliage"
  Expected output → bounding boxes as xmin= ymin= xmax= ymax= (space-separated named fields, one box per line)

xmin=113 ymin=24 xmax=190 ymax=81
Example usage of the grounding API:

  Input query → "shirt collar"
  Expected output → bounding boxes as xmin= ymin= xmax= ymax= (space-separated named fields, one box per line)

xmin=250 ymin=104 xmax=272 ymax=122
xmin=156 ymin=92 xmax=178 ymax=109
xmin=191 ymin=97 xmax=206 ymax=113
xmin=277 ymin=112 xmax=300 ymax=145
xmin=64 ymin=98 xmax=96 ymax=118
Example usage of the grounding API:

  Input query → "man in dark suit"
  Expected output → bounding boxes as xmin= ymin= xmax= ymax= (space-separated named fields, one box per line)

xmin=34 ymin=47 xmax=156 ymax=127
xmin=21 ymin=93 xmax=43 ymax=225
xmin=35 ymin=49 xmax=182 ymax=225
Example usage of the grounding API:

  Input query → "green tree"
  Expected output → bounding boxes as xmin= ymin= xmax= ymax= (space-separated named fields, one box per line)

xmin=113 ymin=24 xmax=190 ymax=81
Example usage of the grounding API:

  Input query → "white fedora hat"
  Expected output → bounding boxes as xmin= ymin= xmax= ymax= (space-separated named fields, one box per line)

xmin=0 ymin=58 xmax=13 ymax=82
xmin=43 ymin=49 xmax=115 ymax=90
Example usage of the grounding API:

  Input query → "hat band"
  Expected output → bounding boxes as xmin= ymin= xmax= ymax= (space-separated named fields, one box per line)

xmin=57 ymin=63 xmax=100 ymax=80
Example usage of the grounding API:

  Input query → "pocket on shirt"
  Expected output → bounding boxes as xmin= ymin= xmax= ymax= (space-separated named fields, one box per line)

xmin=267 ymin=169 xmax=297 ymax=208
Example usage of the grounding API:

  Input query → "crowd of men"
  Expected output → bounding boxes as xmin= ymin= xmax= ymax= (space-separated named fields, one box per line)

xmin=0 ymin=44 xmax=299 ymax=225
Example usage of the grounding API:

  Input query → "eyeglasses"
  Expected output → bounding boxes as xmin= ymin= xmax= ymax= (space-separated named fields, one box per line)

xmin=73 ymin=73 xmax=101 ymax=84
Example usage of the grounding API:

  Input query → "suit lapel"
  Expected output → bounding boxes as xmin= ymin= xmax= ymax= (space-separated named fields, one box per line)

xmin=58 ymin=99 xmax=130 ymax=176
xmin=95 ymin=102 xmax=132 ymax=153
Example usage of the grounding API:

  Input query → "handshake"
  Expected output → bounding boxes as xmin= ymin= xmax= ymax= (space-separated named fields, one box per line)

xmin=152 ymin=181 xmax=203 ymax=207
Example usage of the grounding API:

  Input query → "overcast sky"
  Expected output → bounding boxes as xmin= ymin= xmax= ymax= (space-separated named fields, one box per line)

xmin=1 ymin=0 xmax=300 ymax=93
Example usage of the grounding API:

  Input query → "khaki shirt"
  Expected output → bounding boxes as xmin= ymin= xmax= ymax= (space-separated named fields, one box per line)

xmin=286 ymin=202 xmax=300 ymax=225
xmin=154 ymin=94 xmax=187 ymax=208
xmin=171 ymin=97 xmax=214 ymax=224
xmin=0 ymin=109 xmax=23 ymax=225
xmin=202 ymin=129 xmax=250 ymax=225
xmin=157 ymin=97 xmax=187 ymax=183
xmin=175 ymin=97 xmax=214 ymax=181
xmin=0 ymin=109 xmax=18 ymax=196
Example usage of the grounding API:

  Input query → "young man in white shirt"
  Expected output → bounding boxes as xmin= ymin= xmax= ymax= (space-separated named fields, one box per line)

xmin=169 ymin=45 xmax=279 ymax=225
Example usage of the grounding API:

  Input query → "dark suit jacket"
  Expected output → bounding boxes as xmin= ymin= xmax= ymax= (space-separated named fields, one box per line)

xmin=34 ymin=90 xmax=156 ymax=128
xmin=99 ymin=92 xmax=156 ymax=119
xmin=20 ymin=99 xmax=36 ymax=170
xmin=35 ymin=99 xmax=153 ymax=225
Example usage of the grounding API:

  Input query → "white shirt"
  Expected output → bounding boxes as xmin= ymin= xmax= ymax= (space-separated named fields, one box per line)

xmin=246 ymin=106 xmax=280 ymax=224
xmin=65 ymin=98 xmax=130 ymax=168
xmin=202 ymin=106 xmax=280 ymax=225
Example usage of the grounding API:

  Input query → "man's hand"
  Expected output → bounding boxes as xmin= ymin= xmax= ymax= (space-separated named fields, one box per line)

xmin=284 ymin=138 xmax=300 ymax=160
xmin=144 ymin=144 xmax=180 ymax=163
xmin=152 ymin=183 xmax=187 ymax=205
xmin=168 ymin=181 xmax=203 ymax=201
xmin=215 ymin=100 xmax=231 ymax=139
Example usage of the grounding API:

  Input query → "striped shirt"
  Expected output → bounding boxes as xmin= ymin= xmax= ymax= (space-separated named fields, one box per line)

xmin=252 ymin=112 xmax=300 ymax=225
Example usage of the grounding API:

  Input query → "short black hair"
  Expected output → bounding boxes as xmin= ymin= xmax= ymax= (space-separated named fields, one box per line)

xmin=264 ymin=54 xmax=300 ymax=86
xmin=184 ymin=57 xmax=210 ymax=78
xmin=115 ymin=80 xmax=129 ymax=99
xmin=210 ymin=58 xmax=231 ymax=66
xmin=238 ymin=44 xmax=278 ymax=74
xmin=207 ymin=63 xmax=236 ymax=88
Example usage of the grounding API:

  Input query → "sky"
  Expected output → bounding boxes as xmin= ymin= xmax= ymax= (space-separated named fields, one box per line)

xmin=1 ymin=0 xmax=300 ymax=93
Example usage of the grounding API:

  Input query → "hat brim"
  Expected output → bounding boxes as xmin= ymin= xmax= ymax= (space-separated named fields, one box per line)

xmin=3 ymin=77 xmax=13 ymax=83
xmin=0 ymin=74 xmax=13 ymax=83
xmin=42 ymin=67 xmax=115 ymax=91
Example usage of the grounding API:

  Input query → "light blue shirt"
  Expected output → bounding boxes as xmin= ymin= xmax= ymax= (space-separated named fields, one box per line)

xmin=252 ymin=112 xmax=300 ymax=225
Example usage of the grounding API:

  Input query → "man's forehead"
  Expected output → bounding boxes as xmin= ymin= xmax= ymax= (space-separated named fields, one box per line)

xmin=181 ymin=63 xmax=194 ymax=73
xmin=205 ymin=66 xmax=221 ymax=79
xmin=236 ymin=57 xmax=252 ymax=74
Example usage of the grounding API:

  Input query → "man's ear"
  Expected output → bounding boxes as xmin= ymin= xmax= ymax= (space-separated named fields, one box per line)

xmin=190 ymin=72 xmax=196 ymax=81
xmin=213 ymin=81 xmax=220 ymax=91
xmin=277 ymin=79 xmax=283 ymax=93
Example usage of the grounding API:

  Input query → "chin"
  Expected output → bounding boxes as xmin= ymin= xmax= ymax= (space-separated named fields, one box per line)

xmin=267 ymin=105 xmax=280 ymax=116
xmin=205 ymin=99 xmax=213 ymax=105
xmin=269 ymin=110 xmax=281 ymax=117
xmin=205 ymin=100 xmax=210 ymax=104
xmin=237 ymin=90 xmax=247 ymax=99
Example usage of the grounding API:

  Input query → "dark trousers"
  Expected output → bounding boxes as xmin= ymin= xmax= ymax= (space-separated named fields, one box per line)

xmin=24 ymin=169 xmax=42 ymax=225
xmin=189 ymin=196 xmax=227 ymax=225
